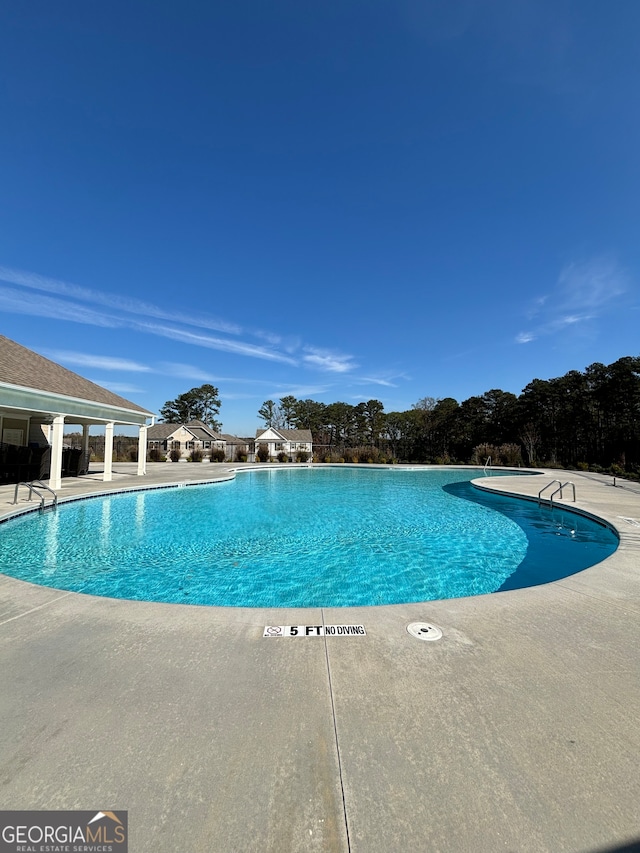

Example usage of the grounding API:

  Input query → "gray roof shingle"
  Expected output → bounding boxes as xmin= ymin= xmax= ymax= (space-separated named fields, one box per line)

xmin=147 ymin=421 xmax=224 ymax=442
xmin=220 ymin=434 xmax=247 ymax=444
xmin=255 ymin=427 xmax=312 ymax=442
xmin=189 ymin=427 xmax=223 ymax=442
xmin=0 ymin=335 xmax=152 ymax=415
xmin=147 ymin=423 xmax=179 ymax=441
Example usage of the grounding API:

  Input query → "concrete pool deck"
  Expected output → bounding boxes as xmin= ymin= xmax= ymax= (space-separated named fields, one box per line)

xmin=0 ymin=464 xmax=638 ymax=852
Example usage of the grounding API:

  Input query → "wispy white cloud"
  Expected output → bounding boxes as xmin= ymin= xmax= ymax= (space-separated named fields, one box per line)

xmin=252 ymin=329 xmax=283 ymax=346
xmin=361 ymin=378 xmax=396 ymax=387
xmin=247 ymin=329 xmax=302 ymax=355
xmin=0 ymin=266 xmax=240 ymax=335
xmin=0 ymin=285 xmax=123 ymax=327
xmin=252 ymin=331 xmax=303 ymax=355
xmin=281 ymin=335 xmax=303 ymax=354
xmin=269 ymin=384 xmax=330 ymax=398
xmin=515 ymin=256 xmax=628 ymax=344
xmin=302 ymin=346 xmax=357 ymax=373
xmin=557 ymin=257 xmax=627 ymax=307
xmin=0 ymin=273 xmax=295 ymax=364
xmin=159 ymin=362 xmax=219 ymax=382
xmin=525 ymin=295 xmax=549 ymax=320
xmin=222 ymin=384 xmax=331 ymax=402
xmin=140 ymin=322 xmax=297 ymax=364
xmin=0 ymin=264 xmax=362 ymax=371
xmin=42 ymin=349 xmax=151 ymax=372
xmin=354 ymin=371 xmax=408 ymax=387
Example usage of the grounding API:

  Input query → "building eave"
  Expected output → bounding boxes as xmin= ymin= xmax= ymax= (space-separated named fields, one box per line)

xmin=0 ymin=381 xmax=152 ymax=425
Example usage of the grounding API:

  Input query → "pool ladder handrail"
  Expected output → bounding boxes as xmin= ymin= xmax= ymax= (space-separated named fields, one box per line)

xmin=538 ymin=479 xmax=562 ymax=505
xmin=550 ymin=481 xmax=576 ymax=506
xmin=483 ymin=456 xmax=492 ymax=475
xmin=538 ymin=479 xmax=576 ymax=506
xmin=12 ymin=480 xmax=58 ymax=512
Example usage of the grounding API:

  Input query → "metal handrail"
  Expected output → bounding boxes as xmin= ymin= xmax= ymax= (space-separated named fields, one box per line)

xmin=12 ymin=480 xmax=58 ymax=512
xmin=12 ymin=482 xmax=30 ymax=505
xmin=538 ymin=480 xmax=562 ymax=505
xmin=30 ymin=487 xmax=50 ymax=512
xmin=30 ymin=480 xmax=56 ymax=498
xmin=30 ymin=480 xmax=58 ymax=510
xmin=484 ymin=456 xmax=492 ymax=475
xmin=550 ymin=481 xmax=576 ymax=506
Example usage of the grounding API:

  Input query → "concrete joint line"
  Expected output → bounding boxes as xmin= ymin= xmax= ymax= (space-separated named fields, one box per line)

xmin=322 ymin=608 xmax=352 ymax=852
xmin=0 ymin=591 xmax=74 ymax=627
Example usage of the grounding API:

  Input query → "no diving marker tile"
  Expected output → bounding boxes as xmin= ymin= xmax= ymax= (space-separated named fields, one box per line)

xmin=407 ymin=622 xmax=443 ymax=641
xmin=263 ymin=625 xmax=366 ymax=637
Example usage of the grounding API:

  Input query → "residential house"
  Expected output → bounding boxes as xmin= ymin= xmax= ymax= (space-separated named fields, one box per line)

xmin=147 ymin=420 xmax=225 ymax=459
xmin=220 ymin=434 xmax=251 ymax=462
xmin=254 ymin=427 xmax=313 ymax=460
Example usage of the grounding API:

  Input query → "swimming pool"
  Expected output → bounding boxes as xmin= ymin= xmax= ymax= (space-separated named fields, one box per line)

xmin=0 ymin=467 xmax=618 ymax=607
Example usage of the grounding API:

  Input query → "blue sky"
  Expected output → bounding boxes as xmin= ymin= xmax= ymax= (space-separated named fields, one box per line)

xmin=1 ymin=1 xmax=638 ymax=436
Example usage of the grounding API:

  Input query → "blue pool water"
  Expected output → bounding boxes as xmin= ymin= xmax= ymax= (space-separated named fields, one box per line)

xmin=0 ymin=468 xmax=618 ymax=607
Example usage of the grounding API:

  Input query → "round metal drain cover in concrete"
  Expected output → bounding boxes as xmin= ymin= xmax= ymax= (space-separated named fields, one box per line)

xmin=407 ymin=622 xmax=443 ymax=641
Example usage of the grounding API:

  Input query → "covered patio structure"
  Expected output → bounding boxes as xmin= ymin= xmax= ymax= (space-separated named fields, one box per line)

xmin=0 ymin=335 xmax=153 ymax=490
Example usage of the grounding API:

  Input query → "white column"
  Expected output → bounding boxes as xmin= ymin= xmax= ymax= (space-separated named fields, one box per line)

xmin=103 ymin=422 xmax=114 ymax=482
xmin=137 ymin=424 xmax=147 ymax=476
xmin=49 ymin=415 xmax=65 ymax=490
xmin=82 ymin=424 xmax=90 ymax=468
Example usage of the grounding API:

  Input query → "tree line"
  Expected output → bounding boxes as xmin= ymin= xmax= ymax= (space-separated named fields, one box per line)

xmin=257 ymin=356 xmax=640 ymax=475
